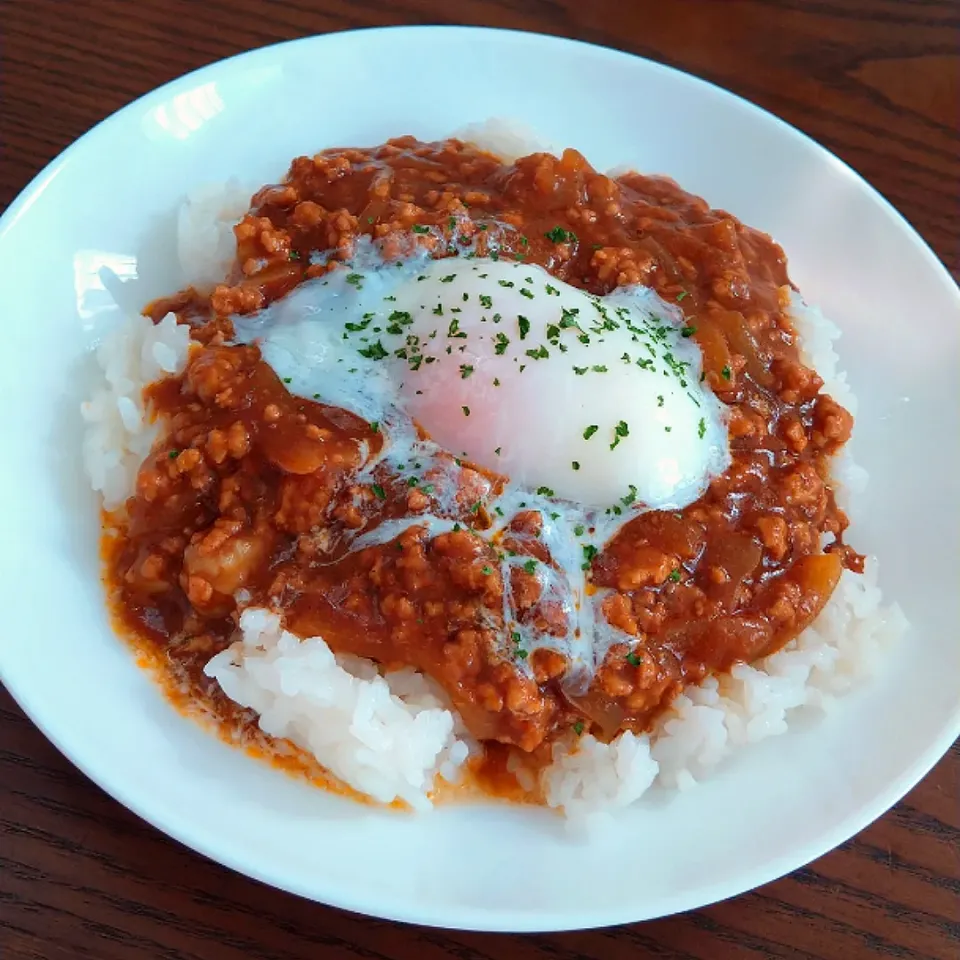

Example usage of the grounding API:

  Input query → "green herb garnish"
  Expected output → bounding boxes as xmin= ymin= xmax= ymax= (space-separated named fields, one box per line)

xmin=358 ymin=341 xmax=388 ymax=360
xmin=610 ymin=420 xmax=629 ymax=450
xmin=545 ymin=226 xmax=578 ymax=244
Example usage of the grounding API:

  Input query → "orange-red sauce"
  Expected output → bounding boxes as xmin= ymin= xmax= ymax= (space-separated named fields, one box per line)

xmin=105 ymin=138 xmax=861 ymax=799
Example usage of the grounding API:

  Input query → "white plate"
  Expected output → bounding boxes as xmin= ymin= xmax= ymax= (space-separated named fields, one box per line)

xmin=0 ymin=27 xmax=957 ymax=932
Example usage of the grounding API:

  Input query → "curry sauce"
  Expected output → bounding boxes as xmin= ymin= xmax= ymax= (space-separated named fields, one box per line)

xmin=106 ymin=137 xmax=861 ymax=792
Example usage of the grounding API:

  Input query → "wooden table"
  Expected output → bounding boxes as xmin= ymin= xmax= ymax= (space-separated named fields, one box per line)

xmin=2 ymin=2 xmax=957 ymax=957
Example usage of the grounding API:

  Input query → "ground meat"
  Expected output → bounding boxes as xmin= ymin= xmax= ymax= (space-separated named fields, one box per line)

xmin=116 ymin=137 xmax=859 ymax=767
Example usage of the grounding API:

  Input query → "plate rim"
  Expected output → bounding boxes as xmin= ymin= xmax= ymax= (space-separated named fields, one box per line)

xmin=1 ymin=24 xmax=958 ymax=932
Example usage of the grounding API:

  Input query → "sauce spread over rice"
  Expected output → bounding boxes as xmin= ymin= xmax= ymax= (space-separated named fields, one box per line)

xmin=98 ymin=136 xmax=867 ymax=805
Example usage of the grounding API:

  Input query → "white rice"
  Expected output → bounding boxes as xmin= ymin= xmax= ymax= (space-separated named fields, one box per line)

xmin=80 ymin=149 xmax=907 ymax=820
xmin=80 ymin=180 xmax=249 ymax=511
xmin=790 ymin=292 xmax=859 ymax=416
xmin=456 ymin=119 xmax=558 ymax=162
xmin=80 ymin=311 xmax=191 ymax=510
xmin=789 ymin=291 xmax=868 ymax=512
xmin=203 ymin=608 xmax=471 ymax=810
xmin=176 ymin=178 xmax=252 ymax=290
xmin=541 ymin=731 xmax=661 ymax=822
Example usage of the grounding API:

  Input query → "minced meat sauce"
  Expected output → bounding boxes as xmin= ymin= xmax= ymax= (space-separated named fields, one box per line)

xmin=107 ymin=137 xmax=861 ymax=789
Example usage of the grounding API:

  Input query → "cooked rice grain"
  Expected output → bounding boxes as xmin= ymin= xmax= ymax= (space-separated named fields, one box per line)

xmin=204 ymin=608 xmax=471 ymax=810
xmin=80 ymin=312 xmax=191 ymax=510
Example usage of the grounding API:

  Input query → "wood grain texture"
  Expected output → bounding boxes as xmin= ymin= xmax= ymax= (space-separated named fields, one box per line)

xmin=1 ymin=1 xmax=958 ymax=957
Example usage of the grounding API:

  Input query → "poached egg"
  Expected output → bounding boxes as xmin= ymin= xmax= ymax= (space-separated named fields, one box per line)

xmin=243 ymin=251 xmax=728 ymax=513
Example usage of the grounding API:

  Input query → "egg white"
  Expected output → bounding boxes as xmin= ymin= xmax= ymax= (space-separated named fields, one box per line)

xmin=240 ymin=251 xmax=728 ymax=512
